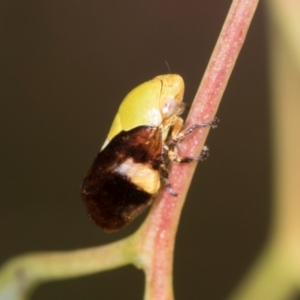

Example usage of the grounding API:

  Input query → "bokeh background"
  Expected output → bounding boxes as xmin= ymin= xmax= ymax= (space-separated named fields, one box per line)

xmin=0 ymin=1 xmax=276 ymax=299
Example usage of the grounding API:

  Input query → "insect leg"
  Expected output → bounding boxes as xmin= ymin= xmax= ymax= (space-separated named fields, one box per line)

xmin=159 ymin=163 xmax=178 ymax=196
xmin=168 ymin=117 xmax=219 ymax=163
xmin=173 ymin=117 xmax=219 ymax=143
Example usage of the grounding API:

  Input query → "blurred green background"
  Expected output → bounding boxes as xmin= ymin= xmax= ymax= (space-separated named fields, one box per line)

xmin=0 ymin=1 xmax=274 ymax=299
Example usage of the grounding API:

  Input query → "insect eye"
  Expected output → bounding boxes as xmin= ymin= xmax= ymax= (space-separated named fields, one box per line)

xmin=160 ymin=97 xmax=178 ymax=120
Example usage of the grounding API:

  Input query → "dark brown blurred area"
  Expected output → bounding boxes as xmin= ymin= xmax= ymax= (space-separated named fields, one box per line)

xmin=0 ymin=1 xmax=271 ymax=299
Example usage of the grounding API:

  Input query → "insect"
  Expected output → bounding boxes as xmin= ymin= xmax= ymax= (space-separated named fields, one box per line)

xmin=81 ymin=74 xmax=217 ymax=232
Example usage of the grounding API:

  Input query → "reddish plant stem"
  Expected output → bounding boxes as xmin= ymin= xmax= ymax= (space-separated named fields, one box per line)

xmin=0 ymin=1 xmax=260 ymax=299
xmin=136 ymin=1 xmax=260 ymax=299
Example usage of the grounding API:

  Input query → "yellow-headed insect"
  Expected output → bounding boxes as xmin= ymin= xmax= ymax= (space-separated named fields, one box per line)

xmin=81 ymin=74 xmax=217 ymax=232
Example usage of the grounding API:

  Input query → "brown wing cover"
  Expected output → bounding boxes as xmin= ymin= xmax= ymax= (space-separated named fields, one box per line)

xmin=81 ymin=126 xmax=163 ymax=232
